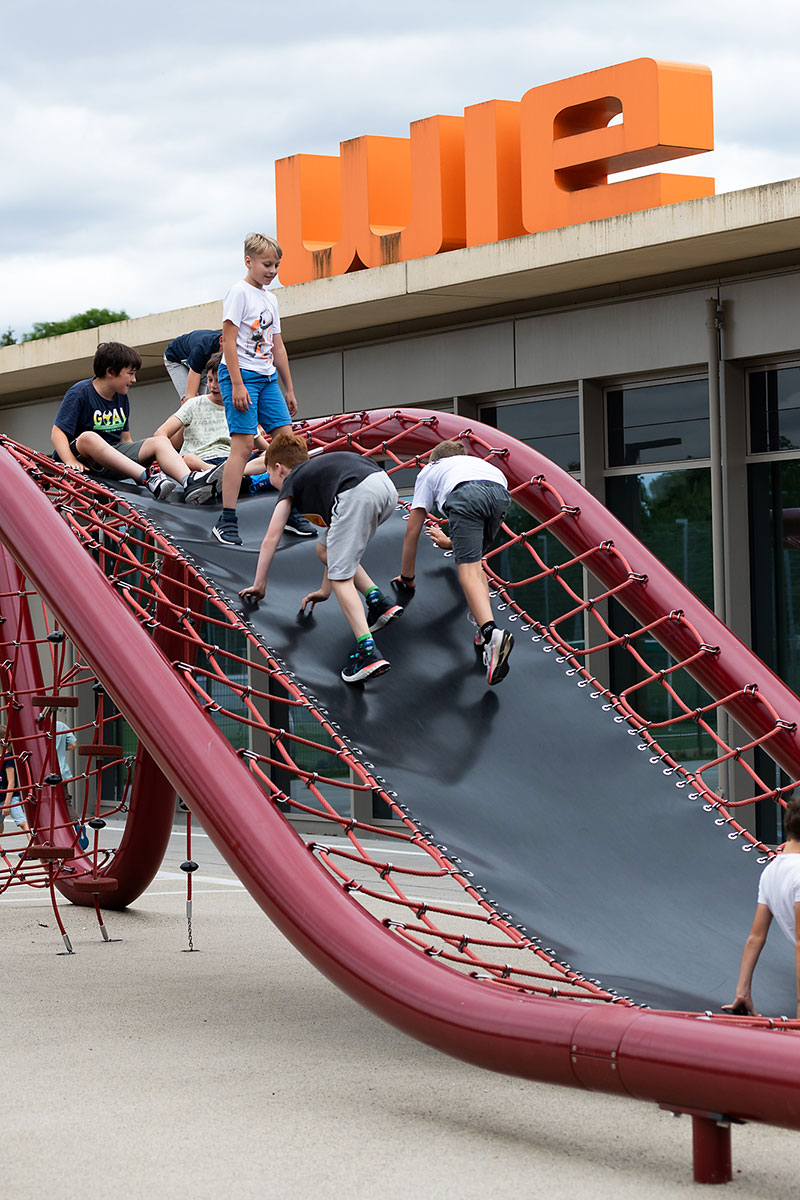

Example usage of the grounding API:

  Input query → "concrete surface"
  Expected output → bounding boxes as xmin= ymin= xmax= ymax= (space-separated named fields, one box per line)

xmin=2 ymin=821 xmax=797 ymax=1200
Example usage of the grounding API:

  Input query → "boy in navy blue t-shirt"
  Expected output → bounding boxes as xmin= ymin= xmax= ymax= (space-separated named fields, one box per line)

xmin=51 ymin=341 xmax=222 ymax=503
xmin=163 ymin=329 xmax=222 ymax=400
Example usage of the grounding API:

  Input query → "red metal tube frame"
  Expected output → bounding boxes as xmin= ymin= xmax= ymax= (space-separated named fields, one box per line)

xmin=2 ymin=431 xmax=800 ymax=1149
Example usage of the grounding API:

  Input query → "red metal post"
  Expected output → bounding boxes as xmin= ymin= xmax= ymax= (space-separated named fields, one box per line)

xmin=692 ymin=1115 xmax=733 ymax=1185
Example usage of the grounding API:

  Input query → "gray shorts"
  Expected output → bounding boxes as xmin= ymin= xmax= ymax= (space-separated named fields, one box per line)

xmin=320 ymin=472 xmax=399 ymax=580
xmin=442 ymin=480 xmax=509 ymax=564
xmin=164 ymin=355 xmax=208 ymax=399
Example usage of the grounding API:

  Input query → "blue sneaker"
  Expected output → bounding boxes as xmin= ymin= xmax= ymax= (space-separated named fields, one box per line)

xmin=212 ymin=517 xmax=244 ymax=547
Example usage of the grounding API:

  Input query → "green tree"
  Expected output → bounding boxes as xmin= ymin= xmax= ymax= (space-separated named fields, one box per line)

xmin=20 ymin=307 xmax=130 ymax=342
xmin=0 ymin=329 xmax=15 ymax=346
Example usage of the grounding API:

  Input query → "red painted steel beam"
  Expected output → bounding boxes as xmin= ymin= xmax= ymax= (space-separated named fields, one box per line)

xmin=311 ymin=410 xmax=800 ymax=782
xmin=2 ymin=440 xmax=800 ymax=1138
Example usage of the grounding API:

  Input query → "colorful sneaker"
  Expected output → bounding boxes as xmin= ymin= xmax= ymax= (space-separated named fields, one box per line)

xmin=146 ymin=469 xmax=177 ymax=500
xmin=366 ymin=591 xmax=403 ymax=632
xmin=184 ymin=462 xmax=225 ymax=505
xmin=212 ymin=518 xmax=243 ymax=547
xmin=483 ymin=628 xmax=514 ymax=685
xmin=284 ymin=509 xmax=317 ymax=537
xmin=341 ymin=644 xmax=391 ymax=683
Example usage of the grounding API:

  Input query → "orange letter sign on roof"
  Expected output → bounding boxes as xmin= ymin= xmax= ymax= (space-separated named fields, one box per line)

xmin=276 ymin=58 xmax=714 ymax=284
xmin=519 ymin=58 xmax=714 ymax=235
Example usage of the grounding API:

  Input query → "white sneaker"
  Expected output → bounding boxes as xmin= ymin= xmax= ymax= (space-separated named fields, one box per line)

xmin=483 ymin=628 xmax=514 ymax=685
xmin=146 ymin=470 xmax=177 ymax=500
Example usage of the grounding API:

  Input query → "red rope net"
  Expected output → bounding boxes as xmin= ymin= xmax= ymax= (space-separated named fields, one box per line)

xmin=1 ymin=415 xmax=798 ymax=1029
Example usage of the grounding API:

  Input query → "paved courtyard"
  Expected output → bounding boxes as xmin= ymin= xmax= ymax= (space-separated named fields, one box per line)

xmin=2 ymin=820 xmax=796 ymax=1199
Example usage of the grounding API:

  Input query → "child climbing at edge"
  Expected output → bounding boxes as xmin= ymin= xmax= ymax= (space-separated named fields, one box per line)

xmin=239 ymin=433 xmax=402 ymax=683
xmin=213 ymin=233 xmax=314 ymax=546
xmin=723 ymin=795 xmax=800 ymax=1019
xmin=394 ymin=439 xmax=514 ymax=685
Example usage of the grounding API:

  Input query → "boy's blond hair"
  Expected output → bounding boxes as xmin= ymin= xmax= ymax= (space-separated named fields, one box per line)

xmin=244 ymin=232 xmax=282 ymax=259
xmin=430 ymin=439 xmax=467 ymax=462
xmin=267 ymin=431 xmax=309 ymax=471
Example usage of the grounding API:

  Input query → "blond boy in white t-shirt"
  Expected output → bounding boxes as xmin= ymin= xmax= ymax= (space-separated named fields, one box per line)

xmin=154 ymin=353 xmax=269 ymax=487
xmin=213 ymin=233 xmax=314 ymax=546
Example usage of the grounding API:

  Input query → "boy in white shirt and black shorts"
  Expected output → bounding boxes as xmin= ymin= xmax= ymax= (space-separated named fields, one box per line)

xmin=395 ymin=439 xmax=514 ymax=685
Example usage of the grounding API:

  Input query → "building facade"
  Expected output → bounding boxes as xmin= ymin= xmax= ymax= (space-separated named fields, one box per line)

xmin=2 ymin=179 xmax=800 ymax=822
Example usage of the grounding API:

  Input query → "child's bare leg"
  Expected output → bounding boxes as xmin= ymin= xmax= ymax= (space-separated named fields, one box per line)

xmin=181 ymin=452 xmax=214 ymax=473
xmin=330 ymin=578 xmax=371 ymax=640
xmin=74 ymin=433 xmax=144 ymax=482
xmin=220 ymin=435 xmax=254 ymax=508
xmin=243 ymin=452 xmax=268 ymax=477
xmin=457 ymin=560 xmax=493 ymax=628
xmin=352 ymin=565 xmax=377 ymax=596
xmin=140 ymin=435 xmax=191 ymax=482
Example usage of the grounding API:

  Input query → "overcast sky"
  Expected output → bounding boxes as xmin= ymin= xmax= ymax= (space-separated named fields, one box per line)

xmin=2 ymin=0 xmax=798 ymax=339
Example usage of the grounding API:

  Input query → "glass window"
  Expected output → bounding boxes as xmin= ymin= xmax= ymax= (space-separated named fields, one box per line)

xmin=479 ymin=396 xmax=580 ymax=473
xmin=748 ymin=459 xmax=800 ymax=698
xmin=605 ymin=468 xmax=716 ymax=781
xmin=749 ymin=366 xmax=800 ymax=453
xmin=605 ymin=469 xmax=713 ymax=606
xmin=492 ymin=501 xmax=585 ymax=651
xmin=748 ymin=458 xmax=800 ymax=839
xmin=606 ymin=379 xmax=709 ymax=467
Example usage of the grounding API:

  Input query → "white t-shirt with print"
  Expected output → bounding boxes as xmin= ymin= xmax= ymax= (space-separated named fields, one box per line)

xmin=410 ymin=456 xmax=509 ymax=514
xmin=174 ymin=395 xmax=231 ymax=460
xmin=758 ymin=854 xmax=800 ymax=945
xmin=222 ymin=280 xmax=281 ymax=376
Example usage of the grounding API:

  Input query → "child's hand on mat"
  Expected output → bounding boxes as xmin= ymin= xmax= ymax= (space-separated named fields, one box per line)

xmin=391 ymin=576 xmax=416 ymax=592
xmin=299 ymin=589 xmax=330 ymax=614
xmin=239 ymin=582 xmax=265 ymax=604
xmin=428 ymin=525 xmax=452 ymax=550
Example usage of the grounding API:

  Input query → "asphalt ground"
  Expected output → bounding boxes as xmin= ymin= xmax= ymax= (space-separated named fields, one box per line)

xmin=1 ymin=820 xmax=797 ymax=1199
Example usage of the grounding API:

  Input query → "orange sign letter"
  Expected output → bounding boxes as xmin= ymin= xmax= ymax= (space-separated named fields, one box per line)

xmin=519 ymin=58 xmax=714 ymax=235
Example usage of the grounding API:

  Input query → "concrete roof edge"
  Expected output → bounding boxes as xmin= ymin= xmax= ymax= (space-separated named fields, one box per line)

xmin=2 ymin=179 xmax=799 ymax=402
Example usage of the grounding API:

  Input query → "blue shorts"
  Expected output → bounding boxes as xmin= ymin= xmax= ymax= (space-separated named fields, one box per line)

xmin=218 ymin=362 xmax=291 ymax=436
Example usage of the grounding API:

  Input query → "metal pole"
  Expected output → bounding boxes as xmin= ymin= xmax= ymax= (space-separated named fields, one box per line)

xmin=692 ymin=1115 xmax=733 ymax=1185
xmin=706 ymin=295 xmax=729 ymax=800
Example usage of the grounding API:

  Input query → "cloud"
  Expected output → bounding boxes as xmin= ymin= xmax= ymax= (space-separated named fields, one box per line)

xmin=1 ymin=0 xmax=799 ymax=338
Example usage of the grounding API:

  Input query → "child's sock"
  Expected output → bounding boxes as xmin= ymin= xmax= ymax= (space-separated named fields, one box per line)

xmin=364 ymin=586 xmax=382 ymax=603
xmin=357 ymin=634 xmax=375 ymax=653
xmin=181 ymin=472 xmax=191 ymax=487
xmin=222 ymin=508 xmax=237 ymax=523
xmin=139 ymin=470 xmax=148 ymax=484
xmin=480 ymin=621 xmax=496 ymax=643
